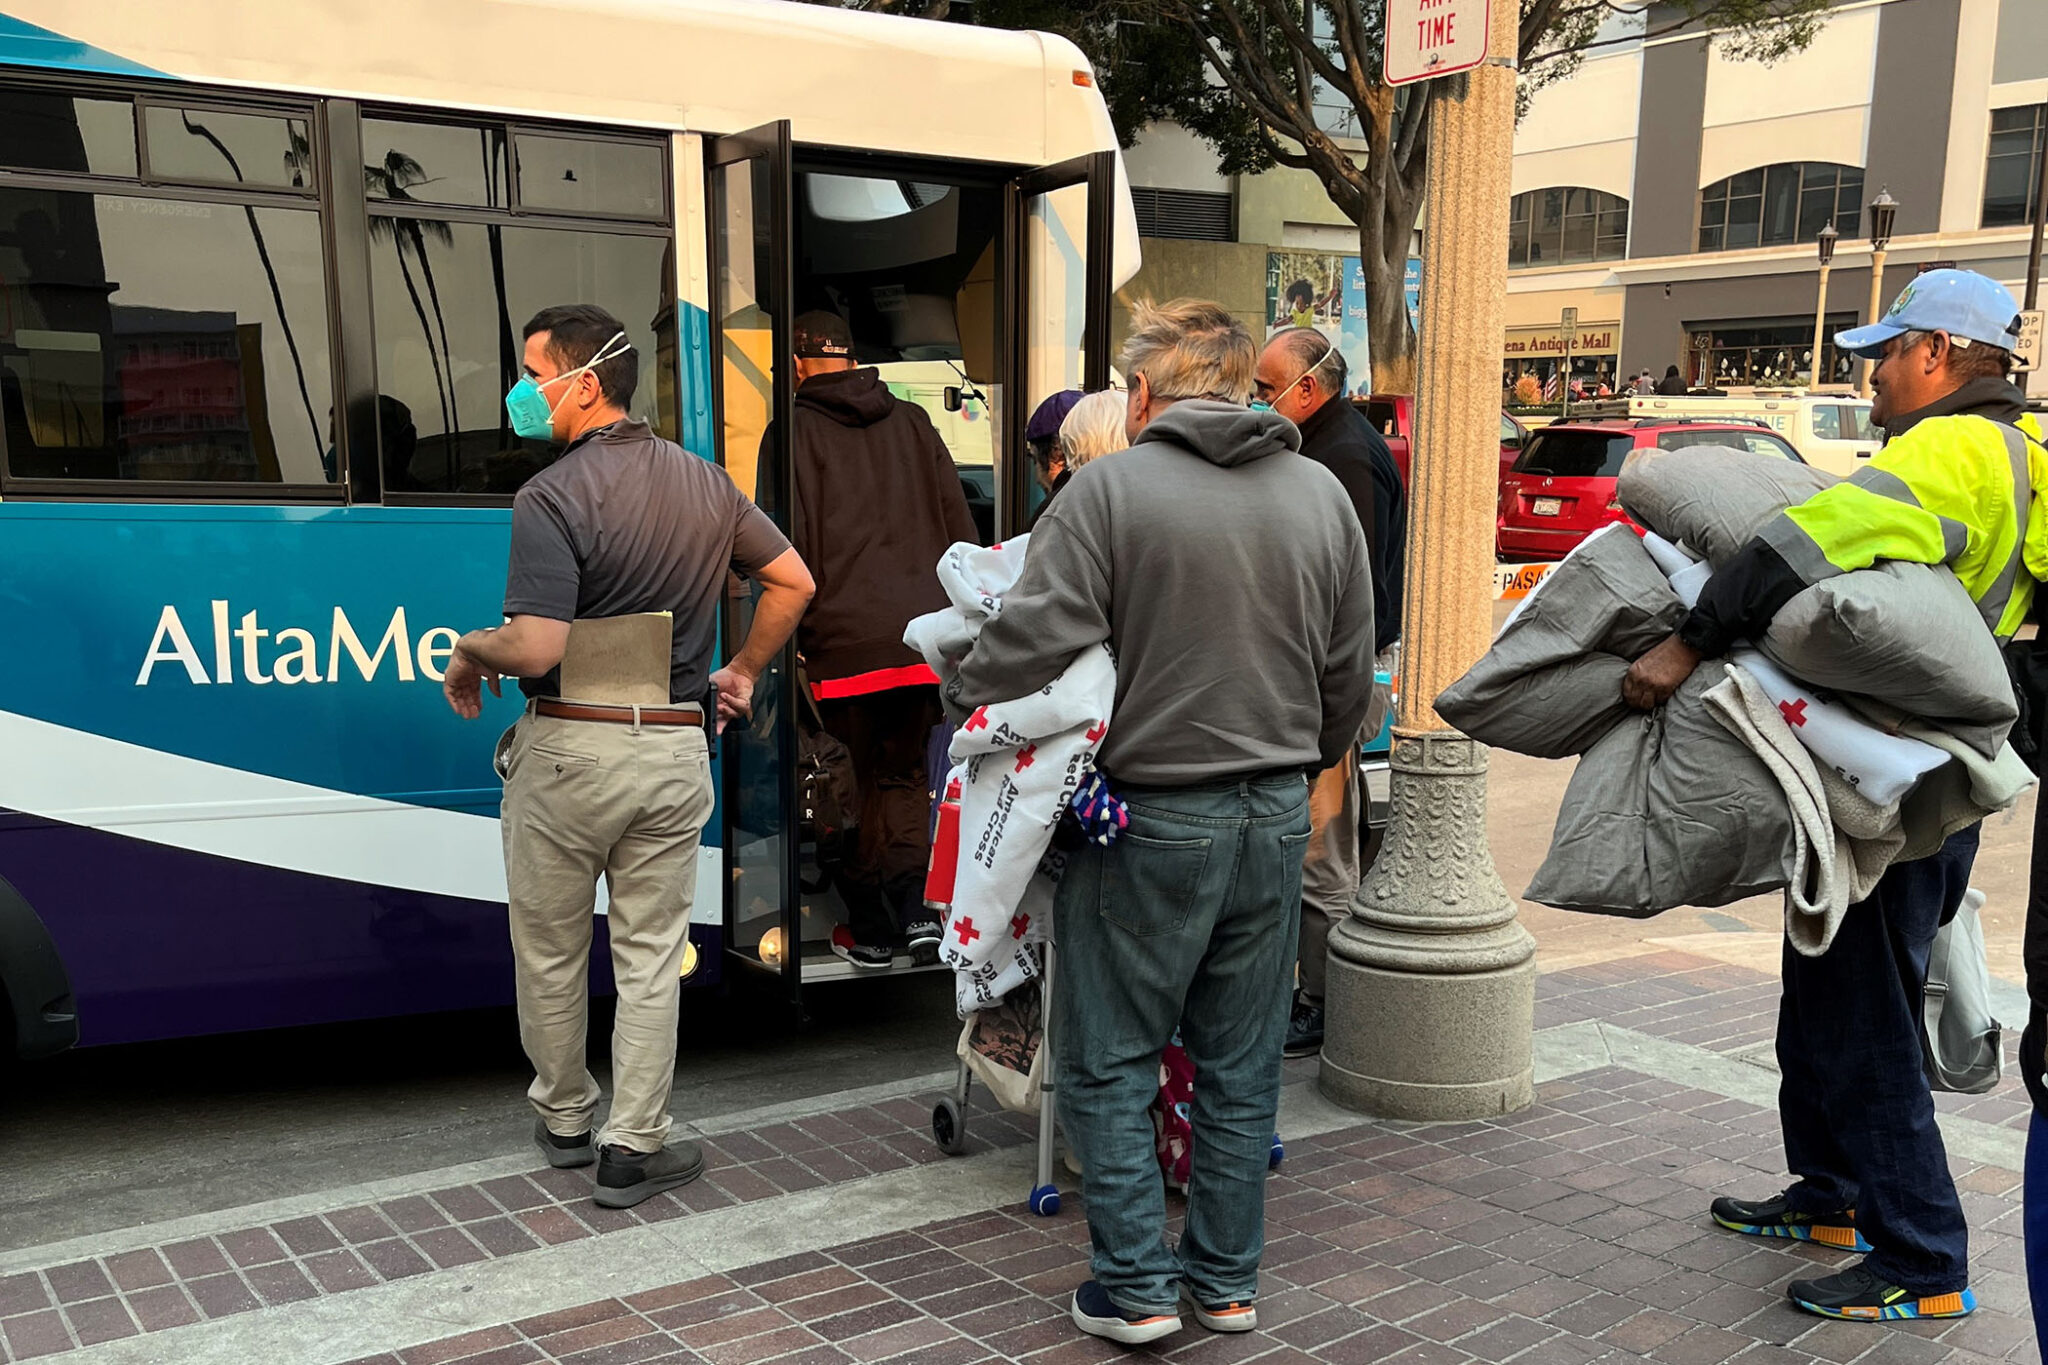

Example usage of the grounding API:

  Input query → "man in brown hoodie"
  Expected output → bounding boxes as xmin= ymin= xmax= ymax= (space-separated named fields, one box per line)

xmin=788 ymin=310 xmax=978 ymax=968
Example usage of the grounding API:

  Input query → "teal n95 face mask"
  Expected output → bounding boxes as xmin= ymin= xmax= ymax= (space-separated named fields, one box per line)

xmin=505 ymin=330 xmax=634 ymax=440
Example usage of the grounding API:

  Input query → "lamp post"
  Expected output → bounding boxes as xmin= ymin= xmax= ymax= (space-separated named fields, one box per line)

xmin=1859 ymin=188 xmax=1898 ymax=398
xmin=1809 ymin=222 xmax=1837 ymax=389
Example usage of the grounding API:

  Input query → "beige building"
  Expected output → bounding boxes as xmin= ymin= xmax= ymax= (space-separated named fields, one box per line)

xmin=1115 ymin=0 xmax=2046 ymax=396
xmin=1509 ymin=0 xmax=2045 ymax=395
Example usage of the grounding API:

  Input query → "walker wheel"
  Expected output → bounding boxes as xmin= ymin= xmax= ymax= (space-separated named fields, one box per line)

xmin=932 ymin=1096 xmax=967 ymax=1155
xmin=1030 ymin=1183 xmax=1061 ymax=1217
xmin=1269 ymin=1136 xmax=1286 ymax=1169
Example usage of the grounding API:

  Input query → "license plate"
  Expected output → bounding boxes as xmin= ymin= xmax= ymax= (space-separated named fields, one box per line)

xmin=1530 ymin=497 xmax=1563 ymax=516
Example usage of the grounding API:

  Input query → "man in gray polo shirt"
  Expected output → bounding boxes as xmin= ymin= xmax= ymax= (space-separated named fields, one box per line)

xmin=443 ymin=304 xmax=813 ymax=1208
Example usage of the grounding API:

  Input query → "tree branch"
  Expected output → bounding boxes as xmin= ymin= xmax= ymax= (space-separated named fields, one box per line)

xmin=1183 ymin=16 xmax=1322 ymax=148
xmin=1237 ymin=0 xmax=1352 ymax=97
xmin=1323 ymin=0 xmax=1376 ymax=110
xmin=1392 ymin=80 xmax=1432 ymax=177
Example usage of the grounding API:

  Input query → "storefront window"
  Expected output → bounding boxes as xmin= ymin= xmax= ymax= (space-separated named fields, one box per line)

xmin=1508 ymin=188 xmax=1628 ymax=268
xmin=1683 ymin=317 xmax=1858 ymax=388
xmin=1984 ymin=105 xmax=2045 ymax=229
xmin=1698 ymin=163 xmax=1861 ymax=252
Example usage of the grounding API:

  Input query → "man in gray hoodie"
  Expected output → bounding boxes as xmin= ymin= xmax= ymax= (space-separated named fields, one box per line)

xmin=952 ymin=299 xmax=1377 ymax=1346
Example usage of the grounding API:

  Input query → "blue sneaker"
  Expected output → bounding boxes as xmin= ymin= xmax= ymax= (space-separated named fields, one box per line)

xmin=1710 ymin=1192 xmax=1872 ymax=1252
xmin=1069 ymin=1280 xmax=1181 ymax=1344
xmin=1787 ymin=1265 xmax=1976 ymax=1322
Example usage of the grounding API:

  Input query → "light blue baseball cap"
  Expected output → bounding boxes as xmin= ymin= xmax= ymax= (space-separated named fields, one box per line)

xmin=1833 ymin=269 xmax=2024 ymax=359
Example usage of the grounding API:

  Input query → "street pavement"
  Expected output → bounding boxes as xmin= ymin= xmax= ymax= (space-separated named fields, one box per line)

xmin=1 ymin=713 xmax=2040 ymax=1365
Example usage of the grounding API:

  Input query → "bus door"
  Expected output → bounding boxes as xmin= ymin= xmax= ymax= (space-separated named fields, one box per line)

xmin=705 ymin=122 xmax=803 ymax=1005
xmin=1002 ymin=151 xmax=1114 ymax=535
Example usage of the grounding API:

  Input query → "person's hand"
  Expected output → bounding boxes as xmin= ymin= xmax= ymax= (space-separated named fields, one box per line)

xmin=1622 ymin=635 xmax=1703 ymax=712
xmin=709 ymin=664 xmax=756 ymax=734
xmin=443 ymin=646 xmax=502 ymax=720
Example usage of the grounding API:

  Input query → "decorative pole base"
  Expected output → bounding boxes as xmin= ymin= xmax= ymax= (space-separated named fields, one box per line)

xmin=1319 ymin=729 xmax=1536 ymax=1121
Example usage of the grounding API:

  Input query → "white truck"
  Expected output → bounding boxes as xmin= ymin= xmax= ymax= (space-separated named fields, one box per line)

xmin=1574 ymin=391 xmax=1878 ymax=476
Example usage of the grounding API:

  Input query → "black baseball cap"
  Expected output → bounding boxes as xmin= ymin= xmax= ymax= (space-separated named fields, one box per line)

xmin=793 ymin=310 xmax=854 ymax=359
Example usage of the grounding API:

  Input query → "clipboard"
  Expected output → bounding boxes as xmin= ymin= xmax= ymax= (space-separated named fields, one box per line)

xmin=556 ymin=612 xmax=674 ymax=706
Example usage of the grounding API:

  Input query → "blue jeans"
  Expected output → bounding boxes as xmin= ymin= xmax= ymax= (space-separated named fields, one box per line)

xmin=2027 ymin=1113 xmax=2048 ymax=1346
xmin=1053 ymin=772 xmax=1311 ymax=1316
xmin=1778 ymin=824 xmax=1978 ymax=1294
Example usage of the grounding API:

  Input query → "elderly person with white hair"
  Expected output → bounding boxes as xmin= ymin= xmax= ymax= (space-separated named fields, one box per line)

xmin=1030 ymin=388 xmax=1129 ymax=526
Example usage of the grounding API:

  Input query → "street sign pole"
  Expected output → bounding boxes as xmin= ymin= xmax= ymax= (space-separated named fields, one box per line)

xmin=1559 ymin=306 xmax=1577 ymax=419
xmin=1330 ymin=0 xmax=1535 ymax=1123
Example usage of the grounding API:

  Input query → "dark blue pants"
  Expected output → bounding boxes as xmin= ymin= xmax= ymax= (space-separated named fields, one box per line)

xmin=1054 ymin=773 xmax=1310 ymax=1315
xmin=1778 ymin=824 xmax=1978 ymax=1294
xmin=2026 ymin=1113 xmax=2048 ymax=1345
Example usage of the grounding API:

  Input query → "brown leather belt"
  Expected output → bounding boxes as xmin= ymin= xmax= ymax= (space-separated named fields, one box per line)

xmin=533 ymin=699 xmax=705 ymax=727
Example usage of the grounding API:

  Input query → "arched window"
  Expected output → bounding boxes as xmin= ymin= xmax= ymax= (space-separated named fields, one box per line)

xmin=1698 ymin=162 xmax=1862 ymax=252
xmin=1507 ymin=188 xmax=1628 ymax=267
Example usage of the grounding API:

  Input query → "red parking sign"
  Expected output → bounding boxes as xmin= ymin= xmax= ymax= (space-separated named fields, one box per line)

xmin=1384 ymin=0 xmax=1492 ymax=86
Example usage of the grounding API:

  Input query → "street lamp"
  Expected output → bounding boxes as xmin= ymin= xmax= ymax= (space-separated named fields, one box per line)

xmin=1860 ymin=187 xmax=1899 ymax=398
xmin=1809 ymin=221 xmax=1838 ymax=389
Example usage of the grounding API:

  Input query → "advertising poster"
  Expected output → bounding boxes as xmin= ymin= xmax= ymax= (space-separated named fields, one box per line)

xmin=1265 ymin=251 xmax=1425 ymax=400
xmin=1266 ymin=250 xmax=1370 ymax=397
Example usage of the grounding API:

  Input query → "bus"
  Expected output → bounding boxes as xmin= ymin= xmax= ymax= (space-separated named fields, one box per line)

xmin=0 ymin=0 xmax=1139 ymax=1057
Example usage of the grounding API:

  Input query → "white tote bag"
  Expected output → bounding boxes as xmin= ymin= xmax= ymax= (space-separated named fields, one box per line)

xmin=1922 ymin=888 xmax=2004 ymax=1095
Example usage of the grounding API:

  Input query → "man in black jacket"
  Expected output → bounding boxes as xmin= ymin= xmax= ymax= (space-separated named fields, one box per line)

xmin=786 ymin=310 xmax=979 ymax=969
xmin=1253 ymin=327 xmax=1405 ymax=1057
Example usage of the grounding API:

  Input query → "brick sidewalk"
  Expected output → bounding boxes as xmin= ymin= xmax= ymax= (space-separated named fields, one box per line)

xmin=4 ymin=949 xmax=2039 ymax=1365
xmin=341 ymin=1063 xmax=2036 ymax=1365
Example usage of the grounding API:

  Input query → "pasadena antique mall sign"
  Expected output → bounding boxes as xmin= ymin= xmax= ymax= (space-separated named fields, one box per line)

xmin=1384 ymin=0 xmax=1491 ymax=86
xmin=1505 ymin=326 xmax=1618 ymax=357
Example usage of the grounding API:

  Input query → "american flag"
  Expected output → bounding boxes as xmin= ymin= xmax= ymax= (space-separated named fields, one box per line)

xmin=1543 ymin=371 xmax=1562 ymax=401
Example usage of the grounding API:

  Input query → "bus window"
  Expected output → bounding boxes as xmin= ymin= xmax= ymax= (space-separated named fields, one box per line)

xmin=0 ymin=91 xmax=136 ymax=178
xmin=142 ymin=105 xmax=312 ymax=192
xmin=362 ymin=118 xmax=508 ymax=207
xmin=516 ymin=133 xmax=665 ymax=219
xmin=363 ymin=116 xmax=672 ymax=498
xmin=0 ymin=186 xmax=334 ymax=484
xmin=367 ymin=222 xmax=669 ymax=495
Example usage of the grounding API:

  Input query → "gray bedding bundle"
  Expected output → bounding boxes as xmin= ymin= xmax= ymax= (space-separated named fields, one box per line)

xmin=1439 ymin=447 xmax=2021 ymax=919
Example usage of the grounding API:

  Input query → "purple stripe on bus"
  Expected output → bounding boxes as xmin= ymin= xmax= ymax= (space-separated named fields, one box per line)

xmin=0 ymin=811 xmax=723 ymax=1048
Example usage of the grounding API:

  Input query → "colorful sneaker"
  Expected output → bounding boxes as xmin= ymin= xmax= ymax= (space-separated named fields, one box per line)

xmin=1182 ymin=1288 xmax=1257 ymax=1332
xmin=830 ymin=924 xmax=893 ymax=970
xmin=1069 ymin=1281 xmax=1181 ymax=1344
xmin=1786 ymin=1265 xmax=1976 ymax=1321
xmin=1710 ymin=1192 xmax=1872 ymax=1252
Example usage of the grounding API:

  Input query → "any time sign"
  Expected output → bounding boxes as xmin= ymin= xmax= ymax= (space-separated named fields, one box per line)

xmin=1384 ymin=0 xmax=1491 ymax=86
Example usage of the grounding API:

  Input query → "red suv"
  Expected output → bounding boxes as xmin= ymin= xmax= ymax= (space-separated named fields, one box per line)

xmin=1357 ymin=395 xmax=1528 ymax=487
xmin=1497 ymin=419 xmax=1804 ymax=561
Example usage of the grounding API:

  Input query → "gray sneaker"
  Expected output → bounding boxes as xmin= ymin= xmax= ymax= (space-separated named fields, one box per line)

xmin=593 ymin=1141 xmax=705 ymax=1208
xmin=533 ymin=1120 xmax=595 ymax=1169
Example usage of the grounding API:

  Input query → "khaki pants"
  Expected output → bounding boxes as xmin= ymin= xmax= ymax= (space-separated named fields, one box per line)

xmin=499 ymin=711 xmax=715 ymax=1152
xmin=1297 ymin=745 xmax=1360 ymax=1004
